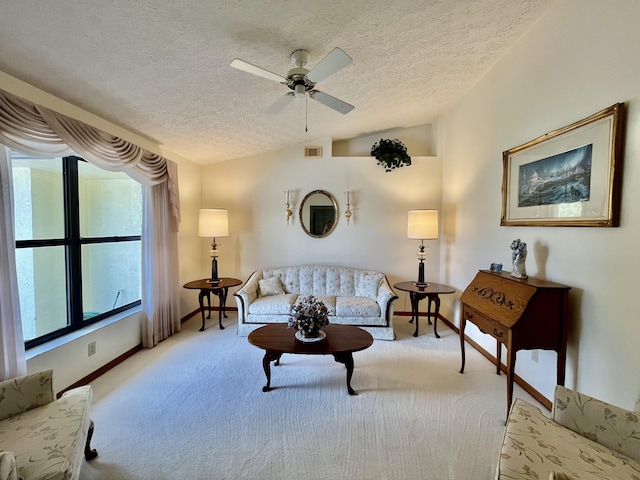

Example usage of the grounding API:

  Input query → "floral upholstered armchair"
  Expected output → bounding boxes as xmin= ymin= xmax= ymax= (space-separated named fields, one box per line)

xmin=496 ymin=385 xmax=640 ymax=479
xmin=0 ymin=370 xmax=96 ymax=480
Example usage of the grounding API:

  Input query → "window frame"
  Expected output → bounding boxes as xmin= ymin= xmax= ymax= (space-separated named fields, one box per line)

xmin=15 ymin=155 xmax=141 ymax=349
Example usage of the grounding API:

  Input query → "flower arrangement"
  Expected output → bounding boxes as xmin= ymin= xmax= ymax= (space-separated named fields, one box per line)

xmin=288 ymin=295 xmax=330 ymax=337
xmin=370 ymin=138 xmax=412 ymax=172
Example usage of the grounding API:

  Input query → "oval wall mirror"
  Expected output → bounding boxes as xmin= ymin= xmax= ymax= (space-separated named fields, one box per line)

xmin=299 ymin=190 xmax=338 ymax=238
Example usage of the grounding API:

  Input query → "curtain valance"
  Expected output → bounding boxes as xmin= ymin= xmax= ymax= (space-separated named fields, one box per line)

xmin=0 ymin=89 xmax=180 ymax=230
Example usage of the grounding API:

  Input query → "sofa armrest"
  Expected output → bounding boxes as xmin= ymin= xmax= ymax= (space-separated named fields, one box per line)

xmin=234 ymin=271 xmax=261 ymax=322
xmin=377 ymin=277 xmax=399 ymax=317
xmin=552 ymin=385 xmax=640 ymax=462
xmin=0 ymin=452 xmax=18 ymax=480
xmin=0 ymin=370 xmax=54 ymax=422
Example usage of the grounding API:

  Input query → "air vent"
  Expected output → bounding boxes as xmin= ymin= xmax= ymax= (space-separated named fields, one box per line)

xmin=304 ymin=146 xmax=323 ymax=158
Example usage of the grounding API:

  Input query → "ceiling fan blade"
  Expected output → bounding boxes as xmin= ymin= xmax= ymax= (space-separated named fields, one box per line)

xmin=230 ymin=59 xmax=285 ymax=83
xmin=309 ymin=90 xmax=354 ymax=114
xmin=307 ymin=47 xmax=352 ymax=83
xmin=266 ymin=93 xmax=295 ymax=114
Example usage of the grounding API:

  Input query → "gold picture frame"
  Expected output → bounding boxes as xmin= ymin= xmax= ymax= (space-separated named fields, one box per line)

xmin=501 ymin=103 xmax=625 ymax=227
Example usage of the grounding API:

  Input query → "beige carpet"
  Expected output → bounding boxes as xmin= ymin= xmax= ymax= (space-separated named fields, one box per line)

xmin=79 ymin=313 xmax=543 ymax=480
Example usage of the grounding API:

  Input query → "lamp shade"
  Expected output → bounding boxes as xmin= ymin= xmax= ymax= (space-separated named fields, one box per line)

xmin=407 ymin=209 xmax=439 ymax=240
xmin=198 ymin=209 xmax=229 ymax=237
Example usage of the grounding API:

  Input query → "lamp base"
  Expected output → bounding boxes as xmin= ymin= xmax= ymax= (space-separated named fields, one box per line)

xmin=206 ymin=279 xmax=221 ymax=284
xmin=414 ymin=281 xmax=429 ymax=288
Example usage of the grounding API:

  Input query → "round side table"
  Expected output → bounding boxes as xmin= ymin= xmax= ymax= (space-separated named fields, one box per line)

xmin=393 ymin=281 xmax=455 ymax=337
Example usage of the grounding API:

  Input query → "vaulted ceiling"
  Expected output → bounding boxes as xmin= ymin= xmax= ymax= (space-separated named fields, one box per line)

xmin=0 ymin=0 xmax=555 ymax=165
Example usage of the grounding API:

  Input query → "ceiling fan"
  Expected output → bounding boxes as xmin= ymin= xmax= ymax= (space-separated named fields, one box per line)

xmin=230 ymin=48 xmax=355 ymax=116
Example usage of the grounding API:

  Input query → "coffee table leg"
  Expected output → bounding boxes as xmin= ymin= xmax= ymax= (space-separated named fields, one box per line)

xmin=333 ymin=352 xmax=357 ymax=395
xmin=261 ymin=350 xmax=282 ymax=392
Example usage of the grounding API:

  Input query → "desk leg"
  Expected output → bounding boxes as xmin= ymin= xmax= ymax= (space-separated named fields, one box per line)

xmin=432 ymin=296 xmax=441 ymax=338
xmin=198 ymin=290 xmax=207 ymax=332
xmin=496 ymin=340 xmax=502 ymax=375
xmin=506 ymin=347 xmax=516 ymax=418
xmin=459 ymin=317 xmax=466 ymax=374
xmin=333 ymin=352 xmax=357 ymax=395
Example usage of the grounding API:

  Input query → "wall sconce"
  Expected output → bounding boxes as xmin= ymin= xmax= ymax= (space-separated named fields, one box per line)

xmin=198 ymin=209 xmax=229 ymax=284
xmin=284 ymin=190 xmax=293 ymax=224
xmin=344 ymin=191 xmax=352 ymax=225
xmin=407 ymin=209 xmax=439 ymax=286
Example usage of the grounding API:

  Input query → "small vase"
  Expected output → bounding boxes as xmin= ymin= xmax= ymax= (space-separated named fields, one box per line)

xmin=295 ymin=328 xmax=326 ymax=343
xmin=300 ymin=328 xmax=320 ymax=338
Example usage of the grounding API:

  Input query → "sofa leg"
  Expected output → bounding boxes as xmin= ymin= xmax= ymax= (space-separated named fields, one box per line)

xmin=84 ymin=420 xmax=98 ymax=460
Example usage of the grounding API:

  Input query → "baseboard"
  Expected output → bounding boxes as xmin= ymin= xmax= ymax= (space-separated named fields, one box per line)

xmin=57 ymin=344 xmax=143 ymax=398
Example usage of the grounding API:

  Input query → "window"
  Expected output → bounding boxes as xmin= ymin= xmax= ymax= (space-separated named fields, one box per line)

xmin=12 ymin=153 xmax=142 ymax=348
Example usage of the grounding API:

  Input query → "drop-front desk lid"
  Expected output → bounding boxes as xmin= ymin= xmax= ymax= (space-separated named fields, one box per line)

xmin=460 ymin=270 xmax=570 ymax=328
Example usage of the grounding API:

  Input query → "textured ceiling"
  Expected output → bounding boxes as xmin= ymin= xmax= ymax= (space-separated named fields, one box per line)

xmin=0 ymin=0 xmax=555 ymax=165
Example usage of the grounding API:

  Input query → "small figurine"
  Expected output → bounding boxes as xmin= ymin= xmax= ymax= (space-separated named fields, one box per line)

xmin=510 ymin=239 xmax=527 ymax=279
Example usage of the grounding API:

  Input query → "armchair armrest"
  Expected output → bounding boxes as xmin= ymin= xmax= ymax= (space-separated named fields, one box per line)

xmin=552 ymin=385 xmax=640 ymax=462
xmin=0 ymin=452 xmax=18 ymax=480
xmin=0 ymin=370 xmax=54 ymax=422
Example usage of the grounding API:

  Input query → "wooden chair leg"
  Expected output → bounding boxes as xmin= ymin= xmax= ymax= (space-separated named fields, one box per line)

xmin=84 ymin=420 xmax=98 ymax=460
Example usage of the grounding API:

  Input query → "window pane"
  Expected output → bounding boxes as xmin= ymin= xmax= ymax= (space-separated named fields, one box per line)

xmin=16 ymin=246 xmax=68 ymax=341
xmin=81 ymin=241 xmax=141 ymax=318
xmin=78 ymin=162 xmax=142 ymax=237
xmin=11 ymin=156 xmax=64 ymax=241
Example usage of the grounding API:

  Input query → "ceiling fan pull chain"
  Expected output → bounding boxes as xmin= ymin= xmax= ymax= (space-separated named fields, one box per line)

xmin=305 ymin=93 xmax=308 ymax=132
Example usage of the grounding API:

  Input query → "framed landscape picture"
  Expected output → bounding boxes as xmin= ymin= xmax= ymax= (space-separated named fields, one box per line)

xmin=501 ymin=103 xmax=625 ymax=227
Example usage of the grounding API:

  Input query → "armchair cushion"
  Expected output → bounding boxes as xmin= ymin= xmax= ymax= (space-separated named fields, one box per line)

xmin=0 ymin=370 xmax=54 ymax=422
xmin=552 ymin=385 xmax=640 ymax=462
xmin=498 ymin=398 xmax=640 ymax=479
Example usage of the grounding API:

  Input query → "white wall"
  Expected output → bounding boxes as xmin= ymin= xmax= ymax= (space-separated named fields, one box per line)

xmin=440 ymin=0 xmax=640 ymax=409
xmin=200 ymin=137 xmax=442 ymax=315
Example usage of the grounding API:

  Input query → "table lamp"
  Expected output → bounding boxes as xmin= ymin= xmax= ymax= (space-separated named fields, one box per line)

xmin=199 ymin=209 xmax=229 ymax=284
xmin=407 ymin=209 xmax=438 ymax=287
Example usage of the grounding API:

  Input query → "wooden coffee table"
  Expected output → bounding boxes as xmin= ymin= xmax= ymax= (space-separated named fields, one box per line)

xmin=248 ymin=323 xmax=373 ymax=395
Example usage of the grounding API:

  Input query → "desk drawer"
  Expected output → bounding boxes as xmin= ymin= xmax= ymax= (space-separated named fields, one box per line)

xmin=463 ymin=306 xmax=508 ymax=341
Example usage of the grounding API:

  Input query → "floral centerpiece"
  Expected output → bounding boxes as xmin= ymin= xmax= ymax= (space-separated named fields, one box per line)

xmin=288 ymin=295 xmax=330 ymax=339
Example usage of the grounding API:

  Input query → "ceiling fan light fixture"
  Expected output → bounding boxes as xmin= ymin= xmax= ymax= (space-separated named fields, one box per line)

xmin=294 ymin=83 xmax=306 ymax=99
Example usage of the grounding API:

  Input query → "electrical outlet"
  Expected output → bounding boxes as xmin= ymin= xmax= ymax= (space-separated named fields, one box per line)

xmin=530 ymin=349 xmax=538 ymax=363
xmin=88 ymin=341 xmax=96 ymax=357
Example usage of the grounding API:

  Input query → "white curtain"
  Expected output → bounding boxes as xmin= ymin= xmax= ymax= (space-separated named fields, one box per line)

xmin=0 ymin=88 xmax=182 ymax=376
xmin=142 ymin=161 xmax=181 ymax=347
xmin=0 ymin=147 xmax=26 ymax=380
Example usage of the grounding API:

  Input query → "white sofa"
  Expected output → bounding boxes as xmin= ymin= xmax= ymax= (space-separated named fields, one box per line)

xmin=496 ymin=385 xmax=640 ymax=480
xmin=0 ymin=370 xmax=96 ymax=480
xmin=234 ymin=265 xmax=398 ymax=340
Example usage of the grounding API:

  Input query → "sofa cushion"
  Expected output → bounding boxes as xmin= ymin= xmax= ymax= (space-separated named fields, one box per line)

xmin=258 ymin=276 xmax=284 ymax=296
xmin=0 ymin=386 xmax=92 ymax=480
xmin=496 ymin=398 xmax=640 ymax=479
xmin=248 ymin=294 xmax=298 ymax=315
xmin=336 ymin=297 xmax=381 ymax=317
xmin=355 ymin=272 xmax=383 ymax=299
